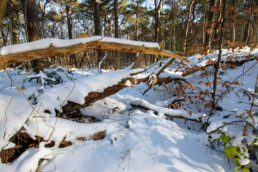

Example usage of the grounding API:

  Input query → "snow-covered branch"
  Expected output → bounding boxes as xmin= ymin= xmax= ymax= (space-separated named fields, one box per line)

xmin=0 ymin=36 xmax=189 ymax=70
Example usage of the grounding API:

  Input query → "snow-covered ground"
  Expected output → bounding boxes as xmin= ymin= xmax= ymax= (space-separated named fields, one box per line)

xmin=0 ymin=47 xmax=257 ymax=172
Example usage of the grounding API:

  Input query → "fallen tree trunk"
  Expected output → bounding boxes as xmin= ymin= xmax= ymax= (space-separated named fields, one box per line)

xmin=0 ymin=36 xmax=189 ymax=70
xmin=62 ymin=81 xmax=127 ymax=114
xmin=61 ymin=75 xmax=146 ymax=115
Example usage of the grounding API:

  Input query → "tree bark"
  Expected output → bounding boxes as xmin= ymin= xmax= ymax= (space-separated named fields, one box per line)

xmin=26 ymin=0 xmax=43 ymax=42
xmin=0 ymin=0 xmax=6 ymax=31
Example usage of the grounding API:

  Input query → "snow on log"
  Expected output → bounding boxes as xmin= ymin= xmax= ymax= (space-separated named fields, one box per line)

xmin=62 ymin=78 xmax=134 ymax=114
xmin=128 ymin=96 xmax=205 ymax=123
xmin=38 ymin=68 xmax=146 ymax=115
xmin=0 ymin=36 xmax=189 ymax=70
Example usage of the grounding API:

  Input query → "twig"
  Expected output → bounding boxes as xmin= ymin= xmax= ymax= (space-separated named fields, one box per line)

xmin=3 ymin=90 xmax=21 ymax=140
xmin=2 ymin=56 xmax=41 ymax=140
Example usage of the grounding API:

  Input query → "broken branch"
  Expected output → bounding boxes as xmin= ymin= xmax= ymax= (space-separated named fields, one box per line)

xmin=0 ymin=37 xmax=189 ymax=70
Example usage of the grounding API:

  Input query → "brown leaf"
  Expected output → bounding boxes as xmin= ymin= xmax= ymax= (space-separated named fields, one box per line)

xmin=92 ymin=130 xmax=106 ymax=141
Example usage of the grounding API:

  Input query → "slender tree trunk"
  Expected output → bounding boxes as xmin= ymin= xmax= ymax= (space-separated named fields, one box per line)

xmin=10 ymin=0 xmax=18 ymax=45
xmin=114 ymin=0 xmax=119 ymax=38
xmin=22 ymin=0 xmax=43 ymax=70
xmin=93 ymin=0 xmax=103 ymax=67
xmin=212 ymin=0 xmax=227 ymax=109
xmin=202 ymin=0 xmax=206 ymax=47
xmin=251 ymin=20 xmax=256 ymax=44
xmin=155 ymin=0 xmax=163 ymax=43
xmin=114 ymin=0 xmax=120 ymax=69
xmin=243 ymin=22 xmax=250 ymax=43
xmin=232 ymin=0 xmax=236 ymax=43
xmin=0 ymin=0 xmax=6 ymax=31
xmin=41 ymin=0 xmax=49 ymax=38
xmin=183 ymin=0 xmax=195 ymax=52
xmin=243 ymin=0 xmax=254 ymax=44
xmin=23 ymin=0 xmax=29 ymax=42
xmin=93 ymin=0 xmax=101 ymax=35
xmin=65 ymin=1 xmax=73 ymax=39
xmin=135 ymin=1 xmax=140 ymax=40
xmin=60 ymin=2 xmax=65 ymax=39
xmin=135 ymin=17 xmax=138 ymax=40
xmin=173 ymin=24 xmax=176 ymax=52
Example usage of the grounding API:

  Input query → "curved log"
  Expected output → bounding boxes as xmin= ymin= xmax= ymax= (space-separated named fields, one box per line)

xmin=0 ymin=37 xmax=189 ymax=70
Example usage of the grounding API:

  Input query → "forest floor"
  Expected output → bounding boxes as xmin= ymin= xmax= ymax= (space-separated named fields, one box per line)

xmin=0 ymin=47 xmax=257 ymax=172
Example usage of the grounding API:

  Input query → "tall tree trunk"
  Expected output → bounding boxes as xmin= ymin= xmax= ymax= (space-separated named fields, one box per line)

xmin=0 ymin=0 xmax=6 ymax=31
xmin=243 ymin=22 xmax=250 ymax=43
xmin=232 ymin=0 xmax=236 ymax=43
xmin=10 ymin=0 xmax=18 ymax=45
xmin=114 ymin=0 xmax=119 ymax=38
xmin=154 ymin=0 xmax=163 ymax=43
xmin=202 ymin=0 xmax=206 ymax=47
xmin=93 ymin=0 xmax=101 ymax=36
xmin=243 ymin=0 xmax=254 ymax=44
xmin=26 ymin=0 xmax=42 ymax=42
xmin=204 ymin=0 xmax=217 ymax=49
xmin=173 ymin=24 xmax=176 ymax=52
xmin=24 ymin=0 xmax=29 ymax=42
xmin=60 ymin=2 xmax=65 ymax=39
xmin=251 ymin=20 xmax=256 ymax=44
xmin=41 ymin=0 xmax=49 ymax=38
xmin=135 ymin=0 xmax=140 ymax=40
xmin=114 ymin=0 xmax=120 ymax=69
xmin=212 ymin=0 xmax=227 ymax=109
xmin=65 ymin=1 xmax=77 ymax=67
xmin=65 ymin=1 xmax=73 ymax=39
xmin=183 ymin=0 xmax=195 ymax=52
xmin=23 ymin=0 xmax=43 ymax=70
xmin=93 ymin=0 xmax=103 ymax=67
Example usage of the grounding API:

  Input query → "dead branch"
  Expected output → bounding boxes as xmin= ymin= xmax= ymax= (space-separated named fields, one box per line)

xmin=182 ymin=58 xmax=256 ymax=77
xmin=131 ymin=103 xmax=202 ymax=123
xmin=143 ymin=58 xmax=176 ymax=95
